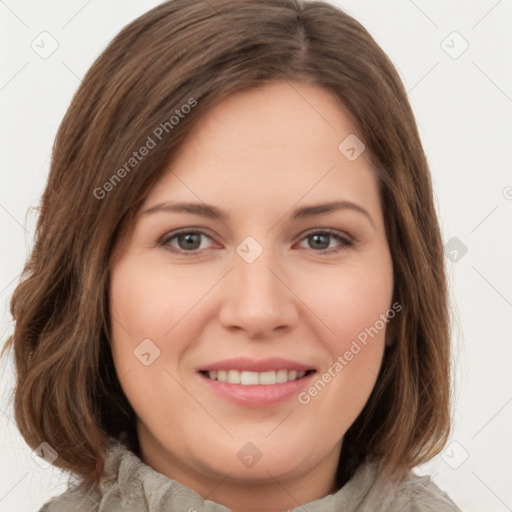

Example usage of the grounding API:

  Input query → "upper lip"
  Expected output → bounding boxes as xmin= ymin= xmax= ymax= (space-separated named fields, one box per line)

xmin=198 ymin=357 xmax=315 ymax=373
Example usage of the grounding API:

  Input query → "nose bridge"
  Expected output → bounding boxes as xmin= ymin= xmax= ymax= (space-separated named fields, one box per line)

xmin=219 ymin=244 xmax=298 ymax=336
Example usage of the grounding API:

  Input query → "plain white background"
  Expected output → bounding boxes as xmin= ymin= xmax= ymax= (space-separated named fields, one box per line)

xmin=1 ymin=1 xmax=511 ymax=511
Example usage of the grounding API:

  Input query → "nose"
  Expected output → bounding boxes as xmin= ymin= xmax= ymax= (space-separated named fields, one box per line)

xmin=218 ymin=249 xmax=299 ymax=339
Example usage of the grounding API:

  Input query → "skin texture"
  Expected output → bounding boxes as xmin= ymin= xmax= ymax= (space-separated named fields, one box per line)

xmin=109 ymin=81 xmax=394 ymax=512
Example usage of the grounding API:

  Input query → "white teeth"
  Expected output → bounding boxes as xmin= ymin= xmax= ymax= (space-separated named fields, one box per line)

xmin=240 ymin=371 xmax=259 ymax=385
xmin=258 ymin=370 xmax=277 ymax=385
xmin=227 ymin=369 xmax=241 ymax=384
xmin=206 ymin=369 xmax=309 ymax=385
xmin=276 ymin=369 xmax=288 ymax=383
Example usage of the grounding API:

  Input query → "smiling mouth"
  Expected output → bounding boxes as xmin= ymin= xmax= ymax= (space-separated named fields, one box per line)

xmin=200 ymin=369 xmax=315 ymax=385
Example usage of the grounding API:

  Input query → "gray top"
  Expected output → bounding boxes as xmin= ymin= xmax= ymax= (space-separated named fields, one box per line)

xmin=39 ymin=440 xmax=461 ymax=511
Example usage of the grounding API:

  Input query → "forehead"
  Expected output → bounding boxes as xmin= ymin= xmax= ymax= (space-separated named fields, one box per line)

xmin=142 ymin=81 xmax=381 ymax=224
xmin=167 ymin=80 xmax=365 ymax=171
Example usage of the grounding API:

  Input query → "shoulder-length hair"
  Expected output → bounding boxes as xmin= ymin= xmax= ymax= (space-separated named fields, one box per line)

xmin=4 ymin=0 xmax=451 ymax=489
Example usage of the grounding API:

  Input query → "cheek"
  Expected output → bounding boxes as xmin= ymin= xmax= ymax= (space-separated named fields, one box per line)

xmin=295 ymin=259 xmax=393 ymax=402
xmin=108 ymin=257 xmax=180 ymax=384
xmin=108 ymin=256 xmax=219 ymax=403
xmin=108 ymin=258 xmax=187 ymax=422
xmin=294 ymin=259 xmax=393 ymax=434
xmin=109 ymin=257 xmax=207 ymax=342
xmin=302 ymin=261 xmax=393 ymax=353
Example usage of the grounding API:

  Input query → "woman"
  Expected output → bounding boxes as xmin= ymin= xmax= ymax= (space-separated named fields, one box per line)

xmin=4 ymin=0 xmax=461 ymax=510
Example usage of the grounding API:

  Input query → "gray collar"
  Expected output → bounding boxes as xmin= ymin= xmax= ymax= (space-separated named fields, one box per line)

xmin=42 ymin=439 xmax=461 ymax=512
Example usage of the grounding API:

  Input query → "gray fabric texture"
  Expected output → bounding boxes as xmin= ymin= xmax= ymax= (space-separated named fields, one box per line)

xmin=39 ymin=440 xmax=461 ymax=512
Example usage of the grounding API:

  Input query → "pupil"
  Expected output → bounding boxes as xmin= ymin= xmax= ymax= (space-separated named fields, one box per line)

xmin=180 ymin=233 xmax=200 ymax=250
xmin=311 ymin=234 xmax=329 ymax=250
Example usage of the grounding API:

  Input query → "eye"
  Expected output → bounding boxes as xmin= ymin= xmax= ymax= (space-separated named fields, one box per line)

xmin=296 ymin=229 xmax=353 ymax=254
xmin=159 ymin=228 xmax=354 ymax=255
xmin=159 ymin=230 xmax=216 ymax=254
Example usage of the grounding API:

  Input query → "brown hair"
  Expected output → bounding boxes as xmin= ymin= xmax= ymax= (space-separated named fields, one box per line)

xmin=3 ymin=0 xmax=451 ymax=490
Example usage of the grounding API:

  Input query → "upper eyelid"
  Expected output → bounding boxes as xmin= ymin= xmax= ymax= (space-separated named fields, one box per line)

xmin=160 ymin=227 xmax=216 ymax=243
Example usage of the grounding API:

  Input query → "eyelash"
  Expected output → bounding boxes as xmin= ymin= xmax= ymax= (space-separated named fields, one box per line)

xmin=158 ymin=228 xmax=354 ymax=256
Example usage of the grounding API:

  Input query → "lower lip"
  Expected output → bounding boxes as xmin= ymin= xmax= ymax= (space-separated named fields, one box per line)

xmin=198 ymin=372 xmax=316 ymax=407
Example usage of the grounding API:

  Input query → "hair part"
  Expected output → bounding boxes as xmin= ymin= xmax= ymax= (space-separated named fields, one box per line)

xmin=4 ymin=0 xmax=451 ymax=490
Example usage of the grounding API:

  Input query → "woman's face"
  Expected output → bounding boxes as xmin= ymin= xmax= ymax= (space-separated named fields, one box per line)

xmin=109 ymin=81 xmax=394 ymax=507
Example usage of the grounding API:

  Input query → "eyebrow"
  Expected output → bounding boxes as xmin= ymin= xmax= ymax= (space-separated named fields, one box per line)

xmin=143 ymin=200 xmax=376 ymax=229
